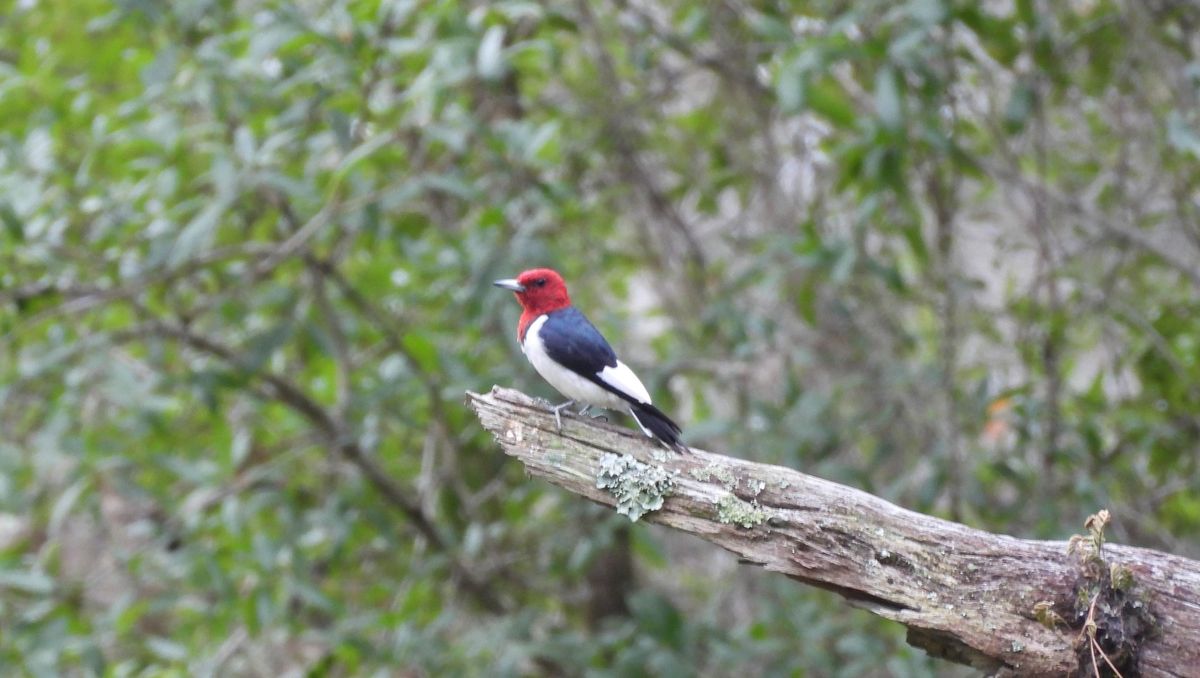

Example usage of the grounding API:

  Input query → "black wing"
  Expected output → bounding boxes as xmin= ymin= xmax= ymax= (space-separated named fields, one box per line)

xmin=538 ymin=307 xmax=619 ymax=382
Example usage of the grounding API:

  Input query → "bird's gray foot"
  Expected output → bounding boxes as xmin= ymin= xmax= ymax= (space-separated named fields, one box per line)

xmin=576 ymin=404 xmax=608 ymax=422
xmin=551 ymin=400 xmax=575 ymax=432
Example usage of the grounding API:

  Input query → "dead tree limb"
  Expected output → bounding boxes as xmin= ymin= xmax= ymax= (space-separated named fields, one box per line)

xmin=467 ymin=386 xmax=1200 ymax=677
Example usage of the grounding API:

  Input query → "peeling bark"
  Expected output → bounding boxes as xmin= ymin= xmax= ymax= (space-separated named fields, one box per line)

xmin=467 ymin=386 xmax=1200 ymax=677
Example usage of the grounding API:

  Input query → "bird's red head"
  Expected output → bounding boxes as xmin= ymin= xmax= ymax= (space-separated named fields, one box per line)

xmin=494 ymin=268 xmax=572 ymax=340
xmin=494 ymin=268 xmax=571 ymax=314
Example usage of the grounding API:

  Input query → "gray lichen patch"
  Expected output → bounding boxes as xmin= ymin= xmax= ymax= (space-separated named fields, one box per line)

xmin=689 ymin=462 xmax=738 ymax=490
xmin=595 ymin=453 xmax=677 ymax=522
xmin=746 ymin=478 xmax=766 ymax=497
xmin=716 ymin=494 xmax=768 ymax=529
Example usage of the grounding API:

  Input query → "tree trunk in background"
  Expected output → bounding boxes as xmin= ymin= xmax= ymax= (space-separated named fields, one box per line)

xmin=585 ymin=522 xmax=634 ymax=627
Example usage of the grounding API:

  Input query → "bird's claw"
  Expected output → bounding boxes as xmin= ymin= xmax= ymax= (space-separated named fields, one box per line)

xmin=545 ymin=401 xmax=609 ymax=432
xmin=576 ymin=404 xmax=608 ymax=423
xmin=550 ymin=400 xmax=575 ymax=433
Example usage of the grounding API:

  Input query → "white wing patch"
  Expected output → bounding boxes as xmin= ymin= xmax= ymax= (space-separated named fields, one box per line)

xmin=597 ymin=361 xmax=652 ymax=405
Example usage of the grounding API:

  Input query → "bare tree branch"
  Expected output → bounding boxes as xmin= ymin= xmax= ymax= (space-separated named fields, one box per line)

xmin=123 ymin=320 xmax=507 ymax=614
xmin=468 ymin=386 xmax=1200 ymax=677
xmin=984 ymin=160 xmax=1200 ymax=291
xmin=573 ymin=0 xmax=709 ymax=275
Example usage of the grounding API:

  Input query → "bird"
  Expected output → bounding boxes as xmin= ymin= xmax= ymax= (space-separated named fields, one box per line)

xmin=494 ymin=268 xmax=687 ymax=453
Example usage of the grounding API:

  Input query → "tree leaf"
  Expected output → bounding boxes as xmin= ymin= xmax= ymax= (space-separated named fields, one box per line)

xmin=401 ymin=332 xmax=439 ymax=373
xmin=0 ymin=202 xmax=22 ymax=241
xmin=477 ymin=25 xmax=507 ymax=80
xmin=875 ymin=66 xmax=903 ymax=132
xmin=0 ymin=569 xmax=54 ymax=595
xmin=807 ymin=78 xmax=856 ymax=128
xmin=1167 ymin=111 xmax=1200 ymax=160
xmin=170 ymin=200 xmax=227 ymax=267
xmin=1004 ymin=80 xmax=1036 ymax=133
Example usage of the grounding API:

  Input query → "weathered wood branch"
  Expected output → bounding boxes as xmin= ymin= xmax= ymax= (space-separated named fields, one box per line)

xmin=468 ymin=387 xmax=1200 ymax=677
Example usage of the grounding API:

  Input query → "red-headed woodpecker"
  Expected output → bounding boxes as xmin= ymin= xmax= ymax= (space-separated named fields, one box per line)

xmin=494 ymin=268 xmax=687 ymax=453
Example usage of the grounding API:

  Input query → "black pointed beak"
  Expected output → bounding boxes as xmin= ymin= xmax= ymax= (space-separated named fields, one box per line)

xmin=493 ymin=278 xmax=525 ymax=292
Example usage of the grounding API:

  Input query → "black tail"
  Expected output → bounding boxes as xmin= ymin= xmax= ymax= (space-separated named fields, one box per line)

xmin=628 ymin=402 xmax=688 ymax=453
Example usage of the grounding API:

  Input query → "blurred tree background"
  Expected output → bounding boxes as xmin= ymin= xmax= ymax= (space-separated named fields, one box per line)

xmin=2 ymin=0 xmax=1198 ymax=675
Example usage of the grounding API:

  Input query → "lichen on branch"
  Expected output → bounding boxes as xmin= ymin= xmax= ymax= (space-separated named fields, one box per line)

xmin=595 ymin=452 xmax=677 ymax=522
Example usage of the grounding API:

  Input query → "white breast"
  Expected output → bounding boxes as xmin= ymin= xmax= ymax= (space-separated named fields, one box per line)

xmin=522 ymin=314 xmax=651 ymax=410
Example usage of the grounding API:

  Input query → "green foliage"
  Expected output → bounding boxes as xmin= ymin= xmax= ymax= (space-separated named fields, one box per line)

xmin=2 ymin=0 xmax=1198 ymax=675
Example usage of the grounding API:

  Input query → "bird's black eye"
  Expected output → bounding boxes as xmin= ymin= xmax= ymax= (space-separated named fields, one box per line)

xmin=535 ymin=278 xmax=547 ymax=287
